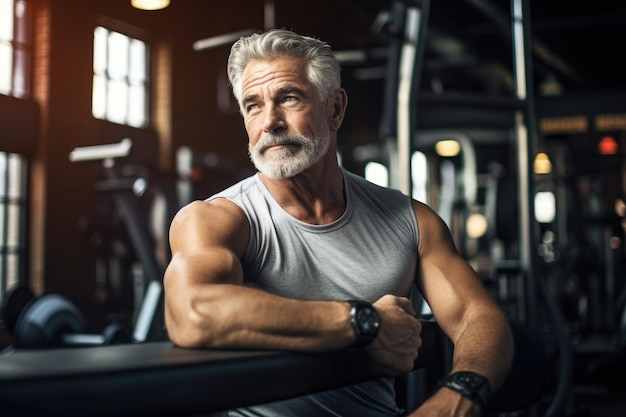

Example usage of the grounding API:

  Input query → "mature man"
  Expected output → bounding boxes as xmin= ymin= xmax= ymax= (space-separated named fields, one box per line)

xmin=164 ymin=29 xmax=514 ymax=417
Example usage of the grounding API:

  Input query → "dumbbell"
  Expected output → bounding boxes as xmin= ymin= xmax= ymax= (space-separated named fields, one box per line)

xmin=2 ymin=285 xmax=131 ymax=349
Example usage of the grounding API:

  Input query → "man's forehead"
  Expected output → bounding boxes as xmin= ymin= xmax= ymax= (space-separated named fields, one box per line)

xmin=241 ymin=57 xmax=308 ymax=92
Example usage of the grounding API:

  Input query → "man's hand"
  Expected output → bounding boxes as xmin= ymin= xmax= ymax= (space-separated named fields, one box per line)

xmin=366 ymin=295 xmax=422 ymax=376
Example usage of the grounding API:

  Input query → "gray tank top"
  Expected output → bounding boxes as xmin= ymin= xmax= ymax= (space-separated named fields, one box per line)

xmin=208 ymin=169 xmax=419 ymax=417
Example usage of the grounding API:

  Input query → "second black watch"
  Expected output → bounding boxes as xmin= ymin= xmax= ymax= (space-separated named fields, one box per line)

xmin=438 ymin=371 xmax=492 ymax=408
xmin=348 ymin=300 xmax=380 ymax=348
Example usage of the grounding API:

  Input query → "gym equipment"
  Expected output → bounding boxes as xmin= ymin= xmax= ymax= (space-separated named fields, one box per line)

xmin=70 ymin=138 xmax=176 ymax=343
xmin=1 ymin=138 xmax=174 ymax=349
xmin=372 ymin=1 xmax=571 ymax=415
xmin=70 ymin=139 xmax=168 ymax=287
xmin=193 ymin=0 xmax=275 ymax=52
xmin=1 ymin=339 xmax=429 ymax=417
xmin=2 ymin=286 xmax=131 ymax=349
xmin=0 ymin=319 xmax=552 ymax=417
xmin=0 ymin=285 xmax=34 ymax=335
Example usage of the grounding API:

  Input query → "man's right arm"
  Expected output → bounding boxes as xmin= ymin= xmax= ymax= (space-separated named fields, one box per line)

xmin=163 ymin=198 xmax=356 ymax=351
xmin=163 ymin=199 xmax=421 ymax=376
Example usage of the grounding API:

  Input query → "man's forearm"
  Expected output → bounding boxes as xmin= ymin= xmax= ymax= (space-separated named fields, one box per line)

xmin=166 ymin=283 xmax=355 ymax=351
xmin=448 ymin=310 xmax=514 ymax=391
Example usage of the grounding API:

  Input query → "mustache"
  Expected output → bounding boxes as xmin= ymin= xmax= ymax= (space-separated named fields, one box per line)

xmin=256 ymin=133 xmax=308 ymax=152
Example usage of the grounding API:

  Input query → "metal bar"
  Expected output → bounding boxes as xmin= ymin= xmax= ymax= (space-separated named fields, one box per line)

xmin=511 ymin=0 xmax=538 ymax=325
xmin=68 ymin=139 xmax=132 ymax=163
xmin=417 ymin=92 xmax=524 ymax=110
xmin=396 ymin=0 xmax=430 ymax=196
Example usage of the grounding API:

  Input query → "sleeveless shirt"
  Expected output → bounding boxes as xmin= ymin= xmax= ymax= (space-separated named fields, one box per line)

xmin=208 ymin=169 xmax=420 ymax=417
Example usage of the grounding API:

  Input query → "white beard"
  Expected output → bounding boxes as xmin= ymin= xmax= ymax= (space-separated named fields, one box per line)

xmin=249 ymin=132 xmax=329 ymax=179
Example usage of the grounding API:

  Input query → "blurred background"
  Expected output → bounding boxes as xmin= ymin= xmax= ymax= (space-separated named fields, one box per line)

xmin=0 ymin=0 xmax=625 ymax=415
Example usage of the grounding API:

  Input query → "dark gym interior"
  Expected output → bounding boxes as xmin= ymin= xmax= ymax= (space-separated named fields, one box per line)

xmin=0 ymin=0 xmax=625 ymax=416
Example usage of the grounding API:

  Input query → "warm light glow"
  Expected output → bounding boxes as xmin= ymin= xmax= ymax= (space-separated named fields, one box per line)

xmin=534 ymin=152 xmax=552 ymax=174
xmin=435 ymin=140 xmax=461 ymax=157
xmin=466 ymin=213 xmax=488 ymax=239
xmin=610 ymin=236 xmax=622 ymax=250
xmin=131 ymin=0 xmax=170 ymax=10
xmin=615 ymin=198 xmax=626 ymax=217
xmin=598 ymin=135 xmax=619 ymax=155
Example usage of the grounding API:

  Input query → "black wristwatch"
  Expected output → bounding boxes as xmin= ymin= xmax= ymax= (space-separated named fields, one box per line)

xmin=438 ymin=371 xmax=492 ymax=408
xmin=348 ymin=300 xmax=380 ymax=348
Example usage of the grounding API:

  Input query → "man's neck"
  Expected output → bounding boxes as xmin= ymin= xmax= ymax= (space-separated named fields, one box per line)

xmin=259 ymin=164 xmax=345 ymax=225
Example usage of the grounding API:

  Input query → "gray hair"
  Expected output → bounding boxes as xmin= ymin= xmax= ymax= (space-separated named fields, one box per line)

xmin=227 ymin=29 xmax=341 ymax=108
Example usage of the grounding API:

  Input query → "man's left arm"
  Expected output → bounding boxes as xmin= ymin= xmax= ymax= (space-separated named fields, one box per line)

xmin=410 ymin=200 xmax=514 ymax=416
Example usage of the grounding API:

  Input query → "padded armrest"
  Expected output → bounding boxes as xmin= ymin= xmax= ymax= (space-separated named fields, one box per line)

xmin=0 ymin=320 xmax=440 ymax=417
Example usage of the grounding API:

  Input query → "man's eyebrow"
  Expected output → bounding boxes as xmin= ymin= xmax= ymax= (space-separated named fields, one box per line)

xmin=242 ymin=93 xmax=258 ymax=106
xmin=277 ymin=86 xmax=307 ymax=97
xmin=241 ymin=86 xmax=309 ymax=108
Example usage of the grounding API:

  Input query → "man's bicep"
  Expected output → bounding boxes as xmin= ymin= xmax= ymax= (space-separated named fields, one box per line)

xmin=168 ymin=248 xmax=244 ymax=286
xmin=170 ymin=199 xmax=247 ymax=280
xmin=413 ymin=201 xmax=489 ymax=335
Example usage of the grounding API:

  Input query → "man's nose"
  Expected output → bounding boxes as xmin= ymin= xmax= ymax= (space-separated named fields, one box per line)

xmin=262 ymin=104 xmax=286 ymax=133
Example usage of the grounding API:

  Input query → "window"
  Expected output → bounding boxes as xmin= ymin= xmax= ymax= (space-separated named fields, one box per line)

xmin=0 ymin=0 xmax=30 ymax=302
xmin=0 ymin=152 xmax=28 ymax=300
xmin=92 ymin=26 xmax=149 ymax=128
xmin=0 ymin=0 xmax=31 ymax=98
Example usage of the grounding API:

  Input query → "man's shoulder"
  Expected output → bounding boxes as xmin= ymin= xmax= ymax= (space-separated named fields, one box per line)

xmin=175 ymin=198 xmax=241 ymax=222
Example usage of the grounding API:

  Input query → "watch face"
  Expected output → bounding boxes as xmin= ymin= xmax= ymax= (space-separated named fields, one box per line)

xmin=455 ymin=372 xmax=484 ymax=388
xmin=443 ymin=371 xmax=491 ymax=406
xmin=356 ymin=305 xmax=380 ymax=335
xmin=349 ymin=301 xmax=380 ymax=347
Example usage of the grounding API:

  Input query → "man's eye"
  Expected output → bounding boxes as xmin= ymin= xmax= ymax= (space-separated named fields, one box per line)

xmin=282 ymin=96 xmax=299 ymax=104
xmin=246 ymin=104 xmax=259 ymax=112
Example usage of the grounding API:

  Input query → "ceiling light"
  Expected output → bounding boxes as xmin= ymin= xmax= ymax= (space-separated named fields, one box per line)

xmin=535 ymin=191 xmax=556 ymax=223
xmin=466 ymin=213 xmax=488 ymax=239
xmin=434 ymin=140 xmax=460 ymax=157
xmin=131 ymin=0 xmax=170 ymax=10
xmin=533 ymin=152 xmax=552 ymax=174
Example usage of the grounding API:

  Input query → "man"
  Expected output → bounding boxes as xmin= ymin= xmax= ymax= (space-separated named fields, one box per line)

xmin=164 ymin=29 xmax=514 ymax=416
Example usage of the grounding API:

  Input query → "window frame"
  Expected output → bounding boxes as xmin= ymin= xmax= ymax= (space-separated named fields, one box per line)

xmin=0 ymin=0 xmax=33 ymax=99
xmin=92 ymin=22 xmax=151 ymax=129
xmin=0 ymin=151 xmax=29 ymax=304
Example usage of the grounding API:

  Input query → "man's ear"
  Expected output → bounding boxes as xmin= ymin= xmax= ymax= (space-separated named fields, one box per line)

xmin=328 ymin=89 xmax=348 ymax=132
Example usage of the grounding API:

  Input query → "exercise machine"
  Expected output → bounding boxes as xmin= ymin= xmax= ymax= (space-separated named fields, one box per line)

xmin=366 ymin=0 xmax=573 ymax=414
xmin=69 ymin=138 xmax=175 ymax=344
xmin=0 ymin=319 xmax=549 ymax=417
xmin=1 ymin=139 xmax=174 ymax=348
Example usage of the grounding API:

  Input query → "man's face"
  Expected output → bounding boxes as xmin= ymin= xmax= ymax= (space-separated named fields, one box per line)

xmin=240 ymin=56 xmax=331 ymax=179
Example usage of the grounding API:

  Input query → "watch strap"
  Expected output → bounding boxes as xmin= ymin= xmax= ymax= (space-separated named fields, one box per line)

xmin=437 ymin=371 xmax=491 ymax=408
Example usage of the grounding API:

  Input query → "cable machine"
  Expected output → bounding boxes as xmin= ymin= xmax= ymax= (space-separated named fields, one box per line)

xmin=378 ymin=0 xmax=571 ymax=414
